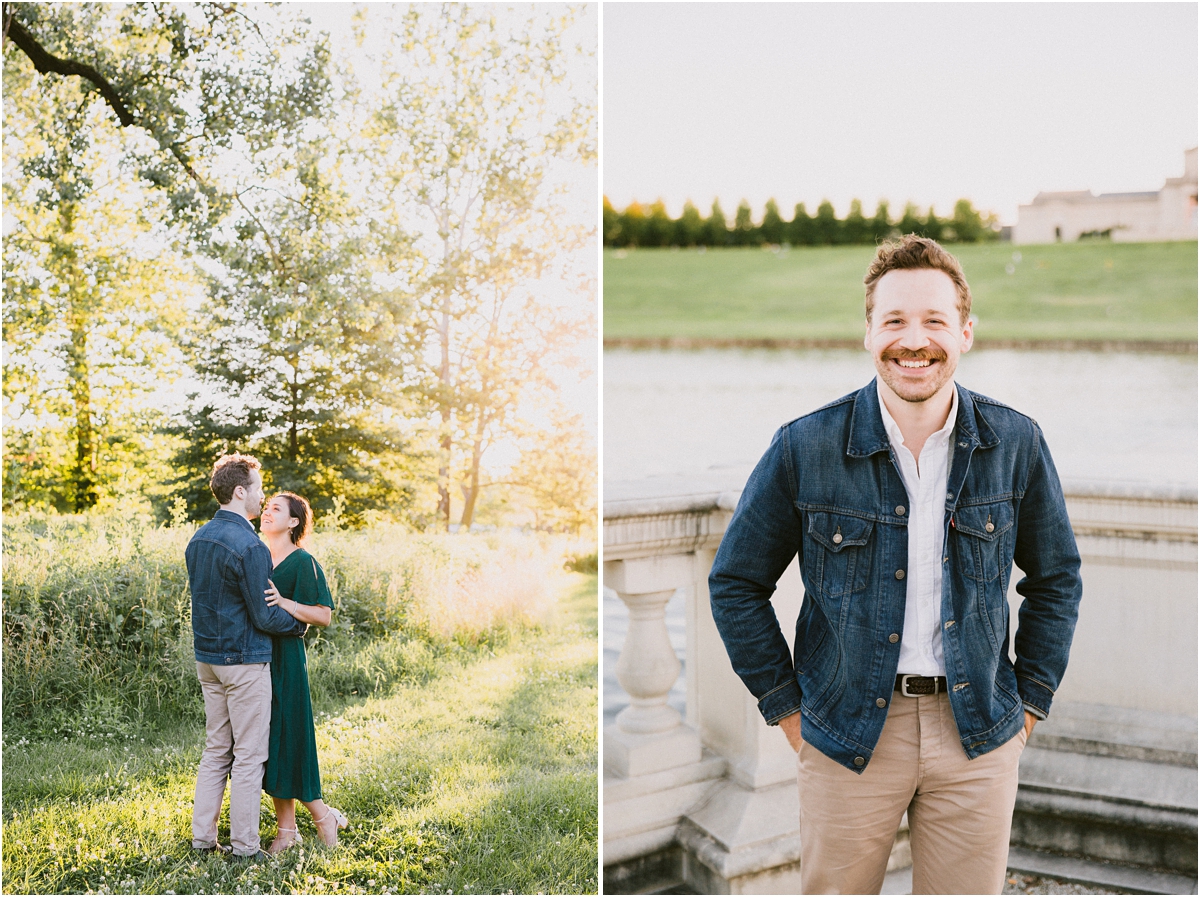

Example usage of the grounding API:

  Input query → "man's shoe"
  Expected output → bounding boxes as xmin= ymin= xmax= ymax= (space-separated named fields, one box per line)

xmin=193 ymin=843 xmax=232 ymax=856
xmin=232 ymin=849 xmax=271 ymax=863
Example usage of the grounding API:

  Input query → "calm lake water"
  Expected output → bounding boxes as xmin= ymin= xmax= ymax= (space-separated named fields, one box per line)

xmin=604 ymin=347 xmax=1197 ymax=490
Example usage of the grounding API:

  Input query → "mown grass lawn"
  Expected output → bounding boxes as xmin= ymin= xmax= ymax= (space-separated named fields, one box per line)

xmin=1 ymin=572 xmax=598 ymax=895
xmin=603 ymin=241 xmax=1198 ymax=342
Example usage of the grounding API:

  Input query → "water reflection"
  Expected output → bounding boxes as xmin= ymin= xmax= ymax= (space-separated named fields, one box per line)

xmin=604 ymin=348 xmax=1197 ymax=488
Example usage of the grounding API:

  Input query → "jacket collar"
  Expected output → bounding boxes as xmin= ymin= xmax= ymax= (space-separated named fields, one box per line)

xmin=213 ymin=508 xmax=256 ymax=532
xmin=847 ymin=379 xmax=999 ymax=458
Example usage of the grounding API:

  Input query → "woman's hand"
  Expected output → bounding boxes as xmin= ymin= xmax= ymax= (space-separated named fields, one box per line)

xmin=265 ymin=580 xmax=295 ymax=616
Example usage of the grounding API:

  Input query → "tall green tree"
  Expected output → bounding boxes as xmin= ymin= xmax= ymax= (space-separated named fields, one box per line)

xmin=644 ymin=200 xmax=674 ymax=247
xmin=871 ymin=200 xmax=893 ymax=243
xmin=2 ymin=3 xmax=336 ymax=513
xmin=618 ymin=201 xmax=647 ymax=248
xmin=704 ymin=199 xmax=729 ymax=246
xmin=761 ymin=199 xmax=784 ymax=245
xmin=603 ymin=196 xmax=621 ymax=246
xmin=2 ymin=125 xmax=193 ymax=511
xmin=508 ymin=409 xmax=596 ymax=534
xmin=951 ymin=198 xmax=988 ymax=242
xmin=167 ymin=27 xmax=422 ymax=525
xmin=789 ymin=202 xmax=814 ymax=245
xmin=897 ymin=202 xmax=924 ymax=237
xmin=923 ymin=206 xmax=944 ymax=241
xmin=369 ymin=5 xmax=595 ymax=530
xmin=813 ymin=199 xmax=840 ymax=245
xmin=843 ymin=199 xmax=869 ymax=244
xmin=732 ymin=199 xmax=758 ymax=246
xmin=674 ymin=200 xmax=704 ymax=247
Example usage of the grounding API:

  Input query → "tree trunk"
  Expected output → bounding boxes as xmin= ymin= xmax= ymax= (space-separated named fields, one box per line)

xmin=458 ymin=417 xmax=486 ymax=529
xmin=63 ymin=233 xmax=97 ymax=511
xmin=437 ymin=286 xmax=452 ymax=530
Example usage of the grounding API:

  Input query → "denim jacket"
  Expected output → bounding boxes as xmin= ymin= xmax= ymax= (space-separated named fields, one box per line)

xmin=186 ymin=510 xmax=307 ymax=665
xmin=709 ymin=381 xmax=1082 ymax=773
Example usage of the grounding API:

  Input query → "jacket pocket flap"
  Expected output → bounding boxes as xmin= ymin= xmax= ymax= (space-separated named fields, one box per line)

xmin=954 ymin=501 xmax=1013 ymax=540
xmin=808 ymin=512 xmax=873 ymax=552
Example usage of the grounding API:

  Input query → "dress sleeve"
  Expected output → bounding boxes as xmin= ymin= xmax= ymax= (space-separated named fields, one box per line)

xmin=291 ymin=551 xmax=334 ymax=609
xmin=309 ymin=554 xmax=334 ymax=609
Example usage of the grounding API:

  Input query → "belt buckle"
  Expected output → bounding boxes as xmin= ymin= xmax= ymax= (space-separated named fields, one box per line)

xmin=900 ymin=674 xmax=935 ymax=697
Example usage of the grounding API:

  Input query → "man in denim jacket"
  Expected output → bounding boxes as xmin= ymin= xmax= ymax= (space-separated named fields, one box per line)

xmin=709 ymin=236 xmax=1082 ymax=894
xmin=185 ymin=453 xmax=307 ymax=859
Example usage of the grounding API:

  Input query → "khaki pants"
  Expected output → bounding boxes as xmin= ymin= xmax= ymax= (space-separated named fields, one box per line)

xmin=797 ymin=691 xmax=1026 ymax=895
xmin=192 ymin=662 xmax=272 ymax=856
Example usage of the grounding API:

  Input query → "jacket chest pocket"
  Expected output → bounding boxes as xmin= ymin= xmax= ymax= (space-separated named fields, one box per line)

xmin=804 ymin=511 xmax=874 ymax=598
xmin=952 ymin=501 xmax=1014 ymax=583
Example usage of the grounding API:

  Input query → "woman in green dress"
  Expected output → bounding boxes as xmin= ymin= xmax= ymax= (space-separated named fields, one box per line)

xmin=260 ymin=491 xmax=349 ymax=853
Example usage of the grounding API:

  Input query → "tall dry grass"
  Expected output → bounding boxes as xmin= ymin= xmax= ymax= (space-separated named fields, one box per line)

xmin=2 ymin=512 xmax=578 ymax=738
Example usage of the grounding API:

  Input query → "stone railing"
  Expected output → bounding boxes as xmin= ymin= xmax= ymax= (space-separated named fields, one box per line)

xmin=602 ymin=474 xmax=1198 ymax=894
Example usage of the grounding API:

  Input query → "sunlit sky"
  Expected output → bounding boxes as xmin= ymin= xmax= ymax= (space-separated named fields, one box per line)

xmin=603 ymin=2 xmax=1198 ymax=226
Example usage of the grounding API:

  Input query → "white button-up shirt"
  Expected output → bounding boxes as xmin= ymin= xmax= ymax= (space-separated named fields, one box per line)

xmin=877 ymin=381 xmax=958 ymax=677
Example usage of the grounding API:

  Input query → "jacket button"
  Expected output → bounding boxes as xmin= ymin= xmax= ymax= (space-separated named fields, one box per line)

xmin=888 ymin=633 xmax=899 ymax=643
xmin=946 ymin=492 xmax=954 ymax=500
xmin=985 ymin=522 xmax=995 ymax=533
xmin=854 ymin=756 xmax=866 ymax=767
xmin=876 ymin=698 xmax=887 ymax=708
xmin=895 ymin=505 xmax=906 ymax=516
xmin=832 ymin=533 xmax=843 ymax=544
xmin=895 ymin=569 xmax=905 ymax=580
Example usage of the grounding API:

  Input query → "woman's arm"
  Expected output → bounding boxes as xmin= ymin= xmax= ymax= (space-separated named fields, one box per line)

xmin=265 ymin=580 xmax=332 ymax=627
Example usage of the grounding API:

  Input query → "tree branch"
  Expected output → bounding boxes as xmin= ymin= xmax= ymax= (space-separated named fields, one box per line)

xmin=3 ymin=5 xmax=208 ymax=186
xmin=3 ymin=5 xmax=135 ymax=127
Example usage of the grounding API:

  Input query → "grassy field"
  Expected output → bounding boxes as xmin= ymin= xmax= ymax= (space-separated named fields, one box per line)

xmin=603 ymin=241 xmax=1198 ymax=343
xmin=2 ymin=514 xmax=598 ymax=894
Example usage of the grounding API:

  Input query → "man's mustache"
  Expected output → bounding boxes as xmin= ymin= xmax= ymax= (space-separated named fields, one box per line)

xmin=881 ymin=348 xmax=947 ymax=363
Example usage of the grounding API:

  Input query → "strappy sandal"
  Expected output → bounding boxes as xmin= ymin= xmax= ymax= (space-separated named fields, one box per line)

xmin=313 ymin=807 xmax=349 ymax=847
xmin=267 ymin=826 xmax=302 ymax=855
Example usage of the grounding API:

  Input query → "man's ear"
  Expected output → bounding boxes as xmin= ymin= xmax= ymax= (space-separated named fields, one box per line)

xmin=961 ymin=318 xmax=974 ymax=353
xmin=863 ymin=318 xmax=871 ymax=352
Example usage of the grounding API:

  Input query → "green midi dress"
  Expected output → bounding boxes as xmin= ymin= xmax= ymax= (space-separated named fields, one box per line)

xmin=262 ymin=548 xmax=334 ymax=802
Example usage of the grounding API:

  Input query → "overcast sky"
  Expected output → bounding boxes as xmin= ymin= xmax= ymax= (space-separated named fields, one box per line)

xmin=602 ymin=2 xmax=1198 ymax=225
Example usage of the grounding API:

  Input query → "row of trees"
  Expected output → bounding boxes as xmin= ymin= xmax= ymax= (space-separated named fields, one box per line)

xmin=3 ymin=3 xmax=597 ymax=533
xmin=603 ymin=196 xmax=1000 ymax=248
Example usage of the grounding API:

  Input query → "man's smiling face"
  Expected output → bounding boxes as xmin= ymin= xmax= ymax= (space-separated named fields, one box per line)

xmin=864 ymin=267 xmax=973 ymax=405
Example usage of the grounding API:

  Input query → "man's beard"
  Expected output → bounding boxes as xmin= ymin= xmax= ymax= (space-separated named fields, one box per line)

xmin=875 ymin=347 xmax=955 ymax=403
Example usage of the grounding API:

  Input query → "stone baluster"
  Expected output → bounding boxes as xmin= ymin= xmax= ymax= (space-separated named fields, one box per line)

xmin=615 ymin=587 xmax=682 ymax=734
xmin=605 ymin=554 xmax=702 ymax=778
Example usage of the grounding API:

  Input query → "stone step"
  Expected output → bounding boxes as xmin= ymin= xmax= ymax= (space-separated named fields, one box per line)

xmin=1013 ymin=703 xmax=1198 ymax=875
xmin=1006 ymin=846 xmax=1198 ymax=895
xmin=1029 ymin=701 xmax=1198 ymax=768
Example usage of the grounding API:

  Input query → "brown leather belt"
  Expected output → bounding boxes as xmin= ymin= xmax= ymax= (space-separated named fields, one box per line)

xmin=894 ymin=674 xmax=947 ymax=696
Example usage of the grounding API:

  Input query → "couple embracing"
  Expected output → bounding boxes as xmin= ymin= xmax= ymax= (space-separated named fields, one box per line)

xmin=185 ymin=453 xmax=349 ymax=859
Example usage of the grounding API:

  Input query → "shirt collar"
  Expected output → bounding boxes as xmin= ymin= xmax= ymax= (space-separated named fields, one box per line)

xmin=213 ymin=508 xmax=256 ymax=532
xmin=876 ymin=380 xmax=959 ymax=452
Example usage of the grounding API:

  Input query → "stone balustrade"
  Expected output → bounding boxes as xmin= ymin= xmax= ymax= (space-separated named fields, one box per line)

xmin=602 ymin=473 xmax=1198 ymax=894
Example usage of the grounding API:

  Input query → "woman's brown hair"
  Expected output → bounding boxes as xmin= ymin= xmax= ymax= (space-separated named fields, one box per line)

xmin=272 ymin=492 xmax=314 ymax=546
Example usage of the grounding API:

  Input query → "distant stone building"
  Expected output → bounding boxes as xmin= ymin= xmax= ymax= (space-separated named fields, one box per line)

xmin=1013 ymin=148 xmax=1197 ymax=244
